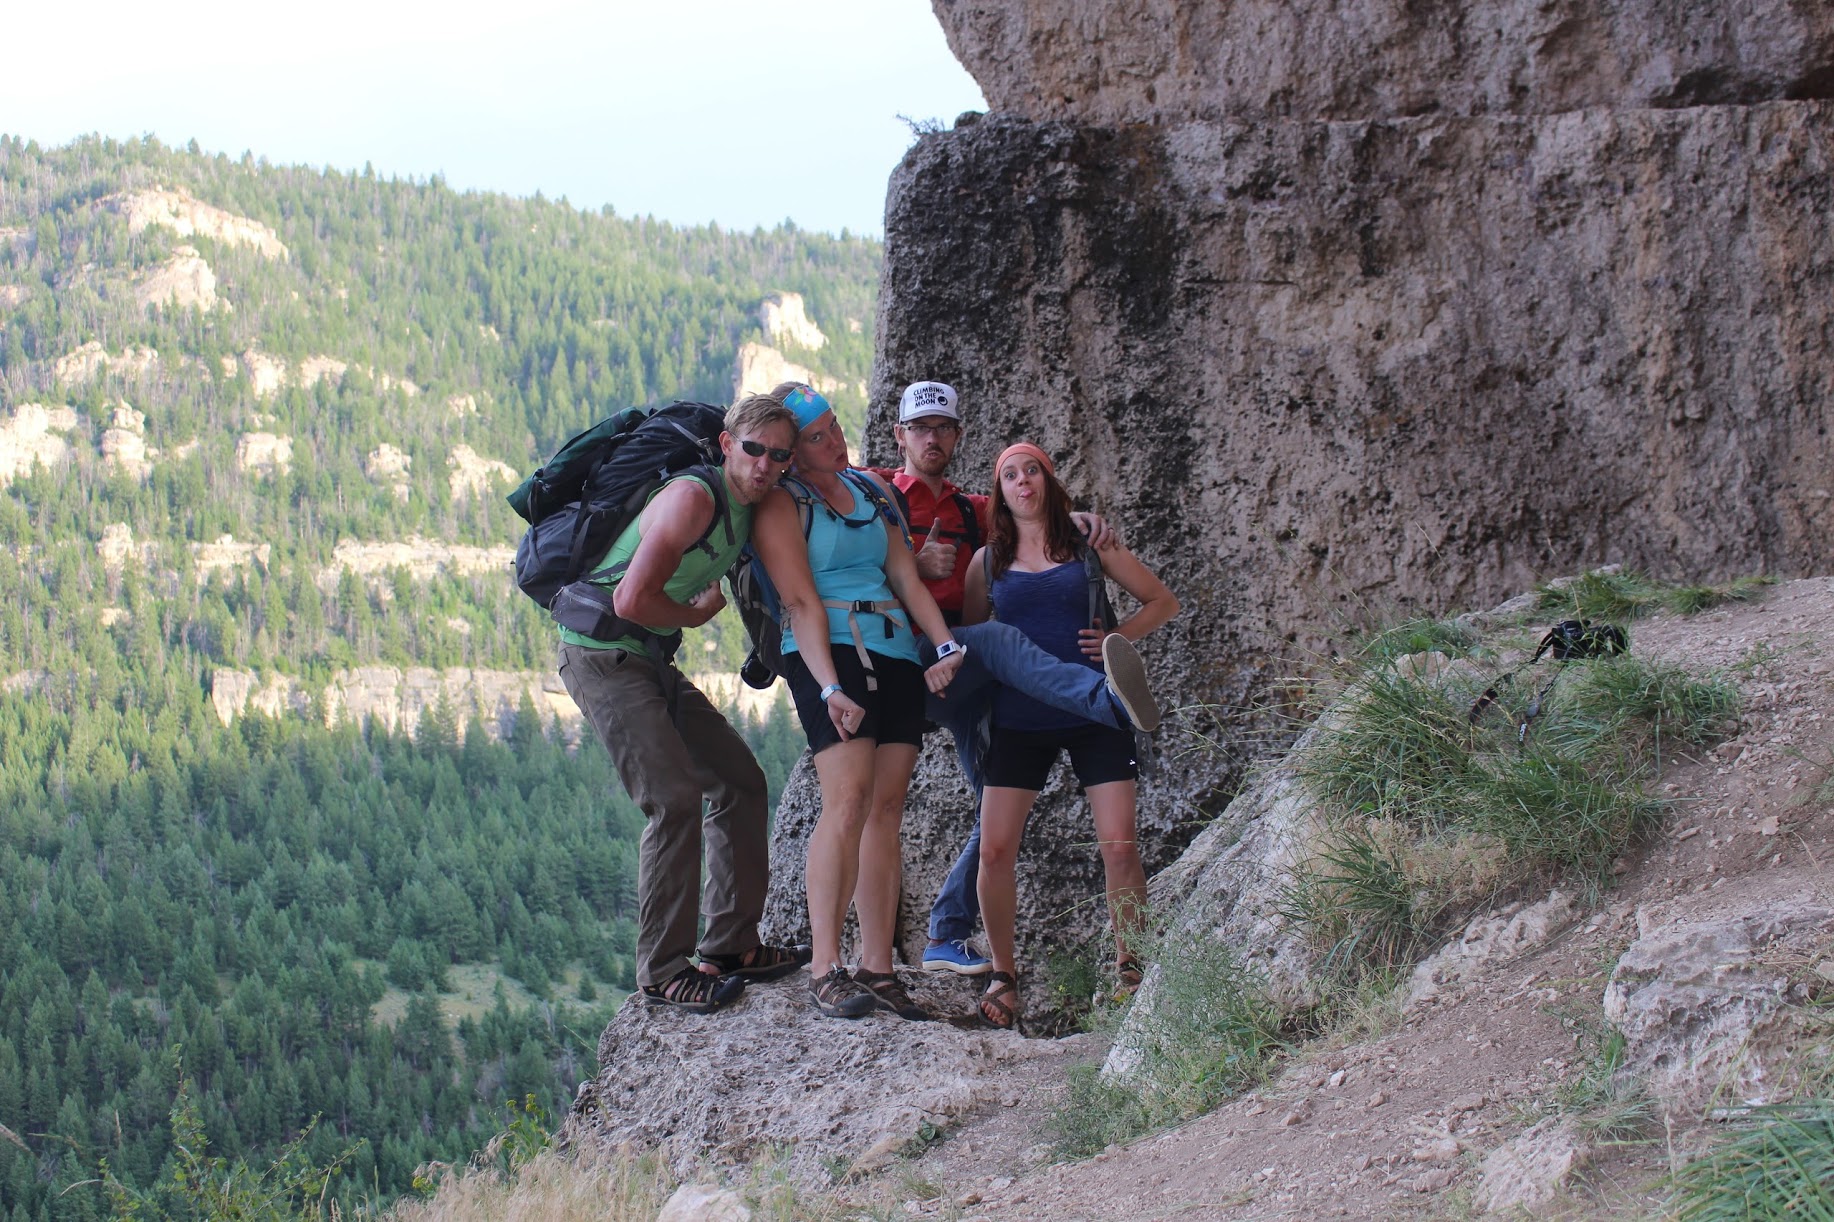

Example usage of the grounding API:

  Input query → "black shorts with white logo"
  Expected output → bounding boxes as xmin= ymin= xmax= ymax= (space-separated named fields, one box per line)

xmin=982 ymin=722 xmax=1137 ymax=792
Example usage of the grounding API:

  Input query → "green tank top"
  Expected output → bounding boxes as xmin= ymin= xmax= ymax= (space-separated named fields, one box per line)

xmin=558 ymin=472 xmax=751 ymax=654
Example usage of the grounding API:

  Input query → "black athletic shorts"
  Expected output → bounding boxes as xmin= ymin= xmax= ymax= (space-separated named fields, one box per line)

xmin=982 ymin=722 xmax=1138 ymax=791
xmin=782 ymin=648 xmax=927 ymax=754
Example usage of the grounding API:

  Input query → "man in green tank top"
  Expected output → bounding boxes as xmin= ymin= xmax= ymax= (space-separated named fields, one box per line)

xmin=556 ymin=392 xmax=811 ymax=1013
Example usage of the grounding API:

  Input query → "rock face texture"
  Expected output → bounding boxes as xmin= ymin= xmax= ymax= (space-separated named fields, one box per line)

xmin=931 ymin=0 xmax=1834 ymax=126
xmin=565 ymin=976 xmax=1072 ymax=1181
xmin=1603 ymin=892 xmax=1834 ymax=1110
xmin=770 ymin=1 xmax=1834 ymax=979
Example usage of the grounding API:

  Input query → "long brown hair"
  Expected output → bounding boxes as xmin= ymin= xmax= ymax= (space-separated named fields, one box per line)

xmin=988 ymin=455 xmax=1079 ymax=580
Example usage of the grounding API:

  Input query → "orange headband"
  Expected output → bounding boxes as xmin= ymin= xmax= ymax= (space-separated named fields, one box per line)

xmin=993 ymin=443 xmax=1055 ymax=493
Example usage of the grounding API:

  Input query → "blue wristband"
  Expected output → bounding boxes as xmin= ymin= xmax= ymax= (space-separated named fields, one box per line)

xmin=819 ymin=683 xmax=844 ymax=703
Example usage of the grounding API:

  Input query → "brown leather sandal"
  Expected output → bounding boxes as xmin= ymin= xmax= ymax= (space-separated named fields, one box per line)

xmin=1112 ymin=958 xmax=1145 ymax=1003
xmin=642 ymin=966 xmax=744 ymax=1014
xmin=979 ymin=971 xmax=1021 ymax=1031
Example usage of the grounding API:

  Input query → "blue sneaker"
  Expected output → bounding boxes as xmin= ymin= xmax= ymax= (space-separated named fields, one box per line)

xmin=922 ymin=939 xmax=992 ymax=975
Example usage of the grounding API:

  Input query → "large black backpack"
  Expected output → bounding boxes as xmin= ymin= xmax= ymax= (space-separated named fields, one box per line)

xmin=509 ymin=401 xmax=728 ymax=613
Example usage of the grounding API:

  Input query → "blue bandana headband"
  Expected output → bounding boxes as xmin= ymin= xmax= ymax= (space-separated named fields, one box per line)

xmin=784 ymin=385 xmax=833 ymax=431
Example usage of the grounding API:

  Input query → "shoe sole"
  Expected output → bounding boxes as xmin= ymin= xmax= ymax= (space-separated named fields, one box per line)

xmin=1102 ymin=634 xmax=1160 ymax=733
xmin=921 ymin=956 xmax=994 ymax=975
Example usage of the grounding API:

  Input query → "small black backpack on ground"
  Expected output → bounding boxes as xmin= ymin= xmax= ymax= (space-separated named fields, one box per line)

xmin=509 ymin=400 xmax=728 ymax=617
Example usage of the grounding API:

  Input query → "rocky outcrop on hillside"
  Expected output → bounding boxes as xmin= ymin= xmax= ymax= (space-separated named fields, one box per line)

xmin=315 ymin=536 xmax=514 ymax=591
xmin=104 ymin=188 xmax=289 ymax=260
xmin=760 ymin=291 xmax=827 ymax=351
xmin=733 ymin=342 xmax=841 ymax=400
xmin=0 ymin=403 xmax=79 ymax=485
xmin=54 ymin=341 xmax=159 ymax=385
xmin=191 ymin=534 xmax=270 ymax=580
xmin=1604 ymin=893 xmax=1834 ymax=1111
xmin=100 ymin=403 xmax=154 ymax=479
xmin=97 ymin=523 xmax=155 ymax=574
xmin=363 ymin=445 xmax=413 ymax=501
xmin=446 ymin=445 xmax=517 ymax=501
xmin=210 ymin=665 xmax=583 ymax=740
xmin=134 ymin=245 xmax=218 ymax=312
xmin=235 ymin=431 xmax=292 ymax=476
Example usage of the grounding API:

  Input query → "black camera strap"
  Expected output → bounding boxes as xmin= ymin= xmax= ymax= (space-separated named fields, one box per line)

xmin=1467 ymin=620 xmax=1628 ymax=744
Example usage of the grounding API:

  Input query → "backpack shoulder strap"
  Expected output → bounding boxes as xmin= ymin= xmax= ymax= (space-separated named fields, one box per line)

xmin=950 ymin=491 xmax=983 ymax=553
xmin=680 ymin=464 xmax=732 ymax=559
xmin=843 ymin=468 xmax=913 ymax=550
xmin=1078 ymin=541 xmax=1117 ymax=631
xmin=779 ymin=474 xmax=819 ymax=540
xmin=887 ymin=479 xmax=915 ymax=534
xmin=981 ymin=546 xmax=997 ymax=621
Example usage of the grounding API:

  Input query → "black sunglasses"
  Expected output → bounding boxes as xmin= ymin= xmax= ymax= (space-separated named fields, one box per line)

xmin=739 ymin=438 xmax=794 ymax=463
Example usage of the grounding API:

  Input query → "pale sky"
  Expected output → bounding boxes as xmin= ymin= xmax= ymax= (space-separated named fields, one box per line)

xmin=0 ymin=1 xmax=987 ymax=236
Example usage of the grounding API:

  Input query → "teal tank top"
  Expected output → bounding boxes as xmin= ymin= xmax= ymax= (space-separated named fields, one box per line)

xmin=780 ymin=474 xmax=919 ymax=664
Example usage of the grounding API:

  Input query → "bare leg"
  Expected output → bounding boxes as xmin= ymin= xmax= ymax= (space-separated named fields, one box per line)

xmin=1086 ymin=780 xmax=1146 ymax=963
xmin=854 ymin=742 xmax=920 ymax=974
xmin=975 ymin=785 xmax=1039 ymax=979
xmin=805 ymin=738 xmax=878 ymax=971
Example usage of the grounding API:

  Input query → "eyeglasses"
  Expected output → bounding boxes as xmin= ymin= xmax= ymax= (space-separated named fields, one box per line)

xmin=903 ymin=422 xmax=960 ymax=438
xmin=739 ymin=438 xmax=794 ymax=463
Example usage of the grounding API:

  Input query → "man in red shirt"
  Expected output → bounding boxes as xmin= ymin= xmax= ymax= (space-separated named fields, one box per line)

xmin=869 ymin=381 xmax=1159 ymax=973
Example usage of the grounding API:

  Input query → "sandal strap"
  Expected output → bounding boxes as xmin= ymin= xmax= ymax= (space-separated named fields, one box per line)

xmin=980 ymin=972 xmax=1020 ymax=1028
xmin=648 ymin=968 xmax=723 ymax=1004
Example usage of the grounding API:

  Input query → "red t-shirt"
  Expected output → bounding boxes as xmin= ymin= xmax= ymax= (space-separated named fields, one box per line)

xmin=867 ymin=466 xmax=989 ymax=616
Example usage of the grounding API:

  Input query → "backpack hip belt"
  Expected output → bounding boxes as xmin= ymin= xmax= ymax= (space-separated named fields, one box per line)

xmin=821 ymin=597 xmax=907 ymax=691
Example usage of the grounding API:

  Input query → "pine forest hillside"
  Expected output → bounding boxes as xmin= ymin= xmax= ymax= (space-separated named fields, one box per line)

xmin=0 ymin=132 xmax=876 ymax=1215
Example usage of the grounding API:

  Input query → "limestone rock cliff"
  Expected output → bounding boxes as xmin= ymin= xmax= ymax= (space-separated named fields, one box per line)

xmin=761 ymin=1 xmax=1833 ymax=980
xmin=103 ymin=188 xmax=289 ymax=260
xmin=932 ymin=0 xmax=1834 ymax=125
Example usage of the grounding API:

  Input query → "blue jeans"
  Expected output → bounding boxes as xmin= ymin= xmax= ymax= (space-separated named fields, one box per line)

xmin=922 ymin=621 xmax=1123 ymax=942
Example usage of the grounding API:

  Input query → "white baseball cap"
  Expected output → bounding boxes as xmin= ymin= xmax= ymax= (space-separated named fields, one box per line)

xmin=898 ymin=381 xmax=960 ymax=424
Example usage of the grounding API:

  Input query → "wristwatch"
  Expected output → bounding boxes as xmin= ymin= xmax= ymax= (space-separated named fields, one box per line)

xmin=819 ymin=683 xmax=844 ymax=703
xmin=934 ymin=640 xmax=966 ymax=662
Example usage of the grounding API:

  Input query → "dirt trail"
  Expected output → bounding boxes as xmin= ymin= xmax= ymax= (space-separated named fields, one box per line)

xmin=892 ymin=578 xmax=1834 ymax=1221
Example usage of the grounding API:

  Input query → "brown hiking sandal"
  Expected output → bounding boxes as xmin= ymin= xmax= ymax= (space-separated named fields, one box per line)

xmin=853 ymin=968 xmax=932 ymax=1021
xmin=642 ymin=966 xmax=745 ymax=1014
xmin=811 ymin=965 xmax=876 ymax=1018
xmin=699 ymin=943 xmax=812 ymax=982
xmin=979 ymin=971 xmax=1022 ymax=1032
xmin=1112 ymin=958 xmax=1145 ymax=1003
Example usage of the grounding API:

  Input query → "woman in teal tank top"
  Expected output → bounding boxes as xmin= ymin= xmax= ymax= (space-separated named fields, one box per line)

xmin=752 ymin=385 xmax=966 ymax=1021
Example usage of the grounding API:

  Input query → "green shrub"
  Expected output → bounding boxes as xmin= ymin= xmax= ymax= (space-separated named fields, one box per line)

xmin=1047 ymin=934 xmax=1287 ymax=1158
xmin=1300 ymin=670 xmax=1476 ymax=827
xmin=1668 ymin=1100 xmax=1834 ymax=1221
xmin=1294 ymin=648 xmax=1737 ymax=977
xmin=1537 ymin=569 xmax=1772 ymax=621
xmin=1353 ymin=616 xmax=1481 ymax=666
xmin=1536 ymin=569 xmax=1671 ymax=621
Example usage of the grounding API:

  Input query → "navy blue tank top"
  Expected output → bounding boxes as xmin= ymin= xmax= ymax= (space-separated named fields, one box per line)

xmin=990 ymin=559 xmax=1101 ymax=731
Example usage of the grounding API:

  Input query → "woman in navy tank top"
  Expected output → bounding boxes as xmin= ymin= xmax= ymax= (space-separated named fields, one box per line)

xmin=961 ymin=443 xmax=1179 ymax=1030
